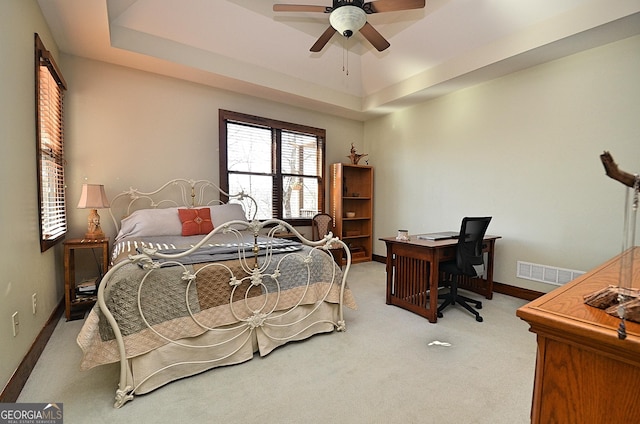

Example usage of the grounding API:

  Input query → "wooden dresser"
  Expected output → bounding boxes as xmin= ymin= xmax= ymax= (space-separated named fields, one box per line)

xmin=516 ymin=247 xmax=640 ymax=424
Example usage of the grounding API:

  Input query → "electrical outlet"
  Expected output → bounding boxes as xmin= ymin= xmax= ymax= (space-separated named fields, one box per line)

xmin=32 ymin=293 xmax=37 ymax=315
xmin=12 ymin=312 xmax=19 ymax=337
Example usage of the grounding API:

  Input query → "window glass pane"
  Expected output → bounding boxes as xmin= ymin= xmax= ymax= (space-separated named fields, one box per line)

xmin=282 ymin=176 xmax=318 ymax=219
xmin=229 ymin=173 xmax=272 ymax=220
xmin=227 ymin=123 xmax=271 ymax=173
xmin=281 ymin=131 xmax=318 ymax=176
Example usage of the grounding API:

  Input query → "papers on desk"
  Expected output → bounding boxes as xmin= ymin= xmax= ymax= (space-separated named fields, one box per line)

xmin=416 ymin=231 xmax=459 ymax=241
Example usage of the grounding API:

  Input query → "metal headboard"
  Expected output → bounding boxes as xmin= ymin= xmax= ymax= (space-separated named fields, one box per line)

xmin=108 ymin=178 xmax=257 ymax=233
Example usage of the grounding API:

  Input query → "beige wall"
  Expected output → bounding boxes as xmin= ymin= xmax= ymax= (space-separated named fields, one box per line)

xmin=0 ymin=0 xmax=63 ymax=393
xmin=366 ymin=34 xmax=640 ymax=292
xmin=61 ymin=55 xmax=364 ymax=241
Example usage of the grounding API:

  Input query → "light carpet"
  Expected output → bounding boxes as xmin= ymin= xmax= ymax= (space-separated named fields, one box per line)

xmin=18 ymin=261 xmax=537 ymax=423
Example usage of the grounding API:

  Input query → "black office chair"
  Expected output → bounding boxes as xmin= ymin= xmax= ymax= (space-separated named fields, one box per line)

xmin=437 ymin=216 xmax=492 ymax=322
xmin=311 ymin=213 xmax=333 ymax=241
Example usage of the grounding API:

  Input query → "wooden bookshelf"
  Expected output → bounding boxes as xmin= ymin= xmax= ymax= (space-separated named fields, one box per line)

xmin=329 ymin=163 xmax=373 ymax=263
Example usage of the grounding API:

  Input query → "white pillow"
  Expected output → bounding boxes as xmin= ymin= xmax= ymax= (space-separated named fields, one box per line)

xmin=209 ymin=203 xmax=248 ymax=228
xmin=116 ymin=207 xmax=182 ymax=242
xmin=115 ymin=204 xmax=248 ymax=242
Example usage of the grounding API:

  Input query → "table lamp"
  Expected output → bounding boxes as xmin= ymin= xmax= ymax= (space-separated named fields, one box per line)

xmin=77 ymin=183 xmax=110 ymax=239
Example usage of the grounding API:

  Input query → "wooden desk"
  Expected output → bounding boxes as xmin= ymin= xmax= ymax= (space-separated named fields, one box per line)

xmin=516 ymin=247 xmax=640 ymax=423
xmin=381 ymin=234 xmax=500 ymax=323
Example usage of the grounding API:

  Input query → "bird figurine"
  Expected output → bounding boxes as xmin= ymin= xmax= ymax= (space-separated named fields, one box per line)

xmin=348 ymin=143 xmax=368 ymax=165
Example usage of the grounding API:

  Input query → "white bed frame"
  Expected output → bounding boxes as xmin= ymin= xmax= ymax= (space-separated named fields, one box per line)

xmin=95 ymin=179 xmax=352 ymax=408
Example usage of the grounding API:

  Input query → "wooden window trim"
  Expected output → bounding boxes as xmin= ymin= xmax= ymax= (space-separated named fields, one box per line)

xmin=35 ymin=33 xmax=67 ymax=252
xmin=219 ymin=110 xmax=326 ymax=225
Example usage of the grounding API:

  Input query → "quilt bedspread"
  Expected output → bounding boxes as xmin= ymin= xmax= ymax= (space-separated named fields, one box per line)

xmin=77 ymin=234 xmax=356 ymax=370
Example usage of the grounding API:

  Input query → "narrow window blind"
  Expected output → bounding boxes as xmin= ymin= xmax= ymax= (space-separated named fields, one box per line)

xmin=36 ymin=34 xmax=67 ymax=251
xmin=226 ymin=122 xmax=273 ymax=219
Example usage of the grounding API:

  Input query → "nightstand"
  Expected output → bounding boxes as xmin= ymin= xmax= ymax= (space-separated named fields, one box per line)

xmin=63 ymin=238 xmax=109 ymax=321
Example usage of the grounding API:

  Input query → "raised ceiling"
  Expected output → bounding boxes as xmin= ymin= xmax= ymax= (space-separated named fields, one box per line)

xmin=38 ymin=0 xmax=640 ymax=120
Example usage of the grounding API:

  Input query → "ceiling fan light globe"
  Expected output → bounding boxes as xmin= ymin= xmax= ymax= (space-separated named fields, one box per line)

xmin=329 ymin=5 xmax=366 ymax=38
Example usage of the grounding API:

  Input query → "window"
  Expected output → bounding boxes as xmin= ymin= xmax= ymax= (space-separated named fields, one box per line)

xmin=219 ymin=110 xmax=325 ymax=224
xmin=35 ymin=34 xmax=67 ymax=251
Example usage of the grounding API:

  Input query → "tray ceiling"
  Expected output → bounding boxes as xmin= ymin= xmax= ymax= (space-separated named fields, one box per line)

xmin=38 ymin=0 xmax=640 ymax=120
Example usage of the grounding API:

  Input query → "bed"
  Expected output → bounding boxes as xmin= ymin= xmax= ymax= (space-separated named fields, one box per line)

xmin=76 ymin=179 xmax=356 ymax=408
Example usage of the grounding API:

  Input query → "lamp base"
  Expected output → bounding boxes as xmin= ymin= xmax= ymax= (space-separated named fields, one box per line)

xmin=85 ymin=209 xmax=105 ymax=240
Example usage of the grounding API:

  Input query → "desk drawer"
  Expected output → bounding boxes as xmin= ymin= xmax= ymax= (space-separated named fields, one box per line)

xmin=437 ymin=244 xmax=490 ymax=262
xmin=439 ymin=246 xmax=456 ymax=261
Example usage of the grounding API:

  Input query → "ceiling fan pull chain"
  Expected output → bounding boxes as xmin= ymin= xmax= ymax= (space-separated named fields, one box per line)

xmin=342 ymin=39 xmax=348 ymax=75
xmin=346 ymin=48 xmax=349 ymax=76
xmin=342 ymin=38 xmax=350 ymax=76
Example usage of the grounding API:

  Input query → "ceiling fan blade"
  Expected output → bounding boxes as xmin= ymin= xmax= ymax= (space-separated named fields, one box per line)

xmin=363 ymin=0 xmax=425 ymax=14
xmin=273 ymin=4 xmax=330 ymax=13
xmin=359 ymin=22 xmax=390 ymax=51
xmin=310 ymin=26 xmax=337 ymax=52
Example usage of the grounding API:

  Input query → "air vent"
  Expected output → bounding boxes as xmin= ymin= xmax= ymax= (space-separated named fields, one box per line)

xmin=516 ymin=261 xmax=584 ymax=286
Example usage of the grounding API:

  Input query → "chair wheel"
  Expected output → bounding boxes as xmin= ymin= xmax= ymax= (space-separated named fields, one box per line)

xmin=476 ymin=316 xmax=483 ymax=322
xmin=476 ymin=303 xmax=482 ymax=309
xmin=437 ymin=312 xmax=443 ymax=318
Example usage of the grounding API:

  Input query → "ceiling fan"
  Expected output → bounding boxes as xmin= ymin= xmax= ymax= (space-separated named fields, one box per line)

xmin=273 ymin=0 xmax=426 ymax=52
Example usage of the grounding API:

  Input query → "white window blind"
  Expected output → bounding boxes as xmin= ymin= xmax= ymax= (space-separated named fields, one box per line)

xmin=36 ymin=34 xmax=67 ymax=251
xmin=227 ymin=122 xmax=273 ymax=219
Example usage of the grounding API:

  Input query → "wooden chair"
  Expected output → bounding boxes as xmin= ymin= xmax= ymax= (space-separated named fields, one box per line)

xmin=311 ymin=213 xmax=342 ymax=267
xmin=311 ymin=213 xmax=333 ymax=241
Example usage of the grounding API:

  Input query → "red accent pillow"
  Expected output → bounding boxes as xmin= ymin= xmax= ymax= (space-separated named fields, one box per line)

xmin=178 ymin=208 xmax=214 ymax=236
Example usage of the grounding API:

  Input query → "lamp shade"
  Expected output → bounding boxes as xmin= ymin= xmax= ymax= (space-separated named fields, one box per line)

xmin=329 ymin=5 xmax=366 ymax=37
xmin=77 ymin=184 xmax=110 ymax=209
